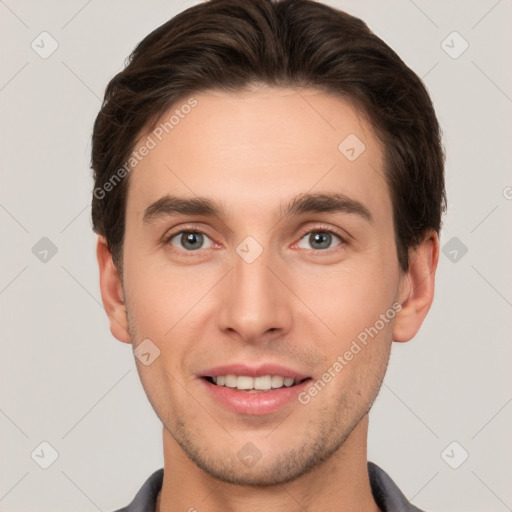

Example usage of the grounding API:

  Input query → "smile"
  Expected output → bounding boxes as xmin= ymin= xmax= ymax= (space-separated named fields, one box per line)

xmin=205 ymin=374 xmax=310 ymax=392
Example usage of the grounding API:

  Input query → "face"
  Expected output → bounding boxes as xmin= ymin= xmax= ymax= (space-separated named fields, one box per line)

xmin=108 ymin=86 xmax=415 ymax=485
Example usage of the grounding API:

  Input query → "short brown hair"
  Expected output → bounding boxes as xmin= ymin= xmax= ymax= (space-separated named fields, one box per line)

xmin=91 ymin=0 xmax=446 ymax=272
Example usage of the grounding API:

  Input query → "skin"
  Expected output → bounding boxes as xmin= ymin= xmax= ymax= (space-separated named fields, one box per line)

xmin=97 ymin=86 xmax=439 ymax=512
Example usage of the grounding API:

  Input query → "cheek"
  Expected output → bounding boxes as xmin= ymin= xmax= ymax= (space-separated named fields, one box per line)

xmin=125 ymin=259 xmax=208 ymax=328
xmin=123 ymin=261 xmax=220 ymax=376
xmin=292 ymin=261 xmax=397 ymax=396
xmin=292 ymin=261 xmax=397 ymax=343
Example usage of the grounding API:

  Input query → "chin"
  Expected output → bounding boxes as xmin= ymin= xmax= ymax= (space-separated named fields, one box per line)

xmin=177 ymin=434 xmax=342 ymax=488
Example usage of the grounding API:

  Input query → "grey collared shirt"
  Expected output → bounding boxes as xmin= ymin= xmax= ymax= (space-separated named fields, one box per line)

xmin=113 ymin=461 xmax=424 ymax=512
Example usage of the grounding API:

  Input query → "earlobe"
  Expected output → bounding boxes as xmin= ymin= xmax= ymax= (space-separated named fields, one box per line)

xmin=393 ymin=231 xmax=440 ymax=343
xmin=96 ymin=236 xmax=131 ymax=344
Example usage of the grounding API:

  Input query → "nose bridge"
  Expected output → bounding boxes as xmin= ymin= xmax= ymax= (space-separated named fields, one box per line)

xmin=218 ymin=240 xmax=290 ymax=341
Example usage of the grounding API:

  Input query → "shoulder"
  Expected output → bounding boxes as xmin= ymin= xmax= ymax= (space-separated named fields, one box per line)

xmin=111 ymin=468 xmax=164 ymax=512
xmin=368 ymin=461 xmax=425 ymax=512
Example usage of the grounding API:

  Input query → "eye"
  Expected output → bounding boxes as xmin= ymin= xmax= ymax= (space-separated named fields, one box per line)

xmin=296 ymin=229 xmax=344 ymax=251
xmin=167 ymin=230 xmax=213 ymax=251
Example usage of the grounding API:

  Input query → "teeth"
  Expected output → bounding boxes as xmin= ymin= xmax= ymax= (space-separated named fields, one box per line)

xmin=236 ymin=376 xmax=253 ymax=390
xmin=271 ymin=375 xmax=284 ymax=388
xmin=254 ymin=375 xmax=272 ymax=390
xmin=210 ymin=374 xmax=299 ymax=390
xmin=225 ymin=375 xmax=238 ymax=387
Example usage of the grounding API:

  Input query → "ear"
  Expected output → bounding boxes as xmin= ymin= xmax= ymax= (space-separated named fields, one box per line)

xmin=96 ymin=236 xmax=131 ymax=344
xmin=393 ymin=230 xmax=440 ymax=343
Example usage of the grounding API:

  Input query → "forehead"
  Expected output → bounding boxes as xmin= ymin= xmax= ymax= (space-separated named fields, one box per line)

xmin=126 ymin=86 xmax=390 ymax=223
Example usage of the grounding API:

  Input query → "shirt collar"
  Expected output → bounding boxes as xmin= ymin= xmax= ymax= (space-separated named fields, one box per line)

xmin=114 ymin=461 xmax=424 ymax=512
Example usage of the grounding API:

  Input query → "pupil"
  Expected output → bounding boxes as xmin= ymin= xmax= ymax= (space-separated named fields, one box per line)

xmin=183 ymin=232 xmax=202 ymax=250
xmin=311 ymin=232 xmax=330 ymax=249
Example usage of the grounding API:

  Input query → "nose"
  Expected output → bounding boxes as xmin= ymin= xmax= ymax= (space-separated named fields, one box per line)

xmin=217 ymin=245 xmax=292 ymax=345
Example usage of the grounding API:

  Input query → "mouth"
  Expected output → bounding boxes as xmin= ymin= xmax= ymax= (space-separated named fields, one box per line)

xmin=199 ymin=366 xmax=313 ymax=415
xmin=198 ymin=363 xmax=314 ymax=414
xmin=202 ymin=374 xmax=312 ymax=392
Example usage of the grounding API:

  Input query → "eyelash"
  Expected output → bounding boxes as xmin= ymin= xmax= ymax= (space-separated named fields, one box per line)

xmin=163 ymin=224 xmax=347 ymax=255
xmin=295 ymin=225 xmax=347 ymax=251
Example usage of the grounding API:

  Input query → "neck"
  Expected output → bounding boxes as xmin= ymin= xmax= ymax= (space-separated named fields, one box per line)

xmin=156 ymin=415 xmax=380 ymax=512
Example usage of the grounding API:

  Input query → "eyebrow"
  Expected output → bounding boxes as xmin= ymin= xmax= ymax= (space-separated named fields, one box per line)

xmin=142 ymin=192 xmax=373 ymax=224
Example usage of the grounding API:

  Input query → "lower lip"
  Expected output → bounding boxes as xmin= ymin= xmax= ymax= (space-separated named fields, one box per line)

xmin=200 ymin=378 xmax=311 ymax=415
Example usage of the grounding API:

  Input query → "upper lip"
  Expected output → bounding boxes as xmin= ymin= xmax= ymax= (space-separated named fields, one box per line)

xmin=200 ymin=363 xmax=310 ymax=381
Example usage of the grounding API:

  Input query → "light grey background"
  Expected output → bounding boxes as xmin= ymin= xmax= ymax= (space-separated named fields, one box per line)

xmin=1 ymin=1 xmax=511 ymax=511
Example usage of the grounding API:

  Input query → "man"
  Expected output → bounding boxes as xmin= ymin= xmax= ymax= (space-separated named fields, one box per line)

xmin=91 ymin=0 xmax=445 ymax=510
